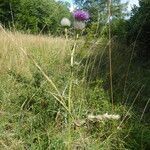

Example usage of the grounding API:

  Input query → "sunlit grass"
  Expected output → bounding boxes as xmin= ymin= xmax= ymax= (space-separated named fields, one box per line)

xmin=0 ymin=29 xmax=149 ymax=150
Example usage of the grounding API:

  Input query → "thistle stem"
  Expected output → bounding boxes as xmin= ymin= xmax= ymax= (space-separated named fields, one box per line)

xmin=67 ymin=33 xmax=79 ymax=150
xmin=65 ymin=28 xmax=68 ymax=39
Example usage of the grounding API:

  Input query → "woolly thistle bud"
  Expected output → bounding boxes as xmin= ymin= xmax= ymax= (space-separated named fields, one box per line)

xmin=60 ymin=18 xmax=71 ymax=27
xmin=73 ymin=21 xmax=86 ymax=30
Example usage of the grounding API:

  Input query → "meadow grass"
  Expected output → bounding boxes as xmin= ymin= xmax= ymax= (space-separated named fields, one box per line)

xmin=0 ymin=29 xmax=149 ymax=150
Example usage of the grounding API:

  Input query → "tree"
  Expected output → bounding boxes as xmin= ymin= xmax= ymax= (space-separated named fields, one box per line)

xmin=0 ymin=0 xmax=71 ymax=34
xmin=0 ymin=0 xmax=20 ymax=27
xmin=74 ymin=0 xmax=127 ymax=23
xmin=128 ymin=0 xmax=150 ymax=61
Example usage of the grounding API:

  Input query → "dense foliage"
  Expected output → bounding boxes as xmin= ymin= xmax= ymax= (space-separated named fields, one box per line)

xmin=74 ymin=0 xmax=128 ymax=23
xmin=0 ymin=0 xmax=71 ymax=34
xmin=127 ymin=0 xmax=150 ymax=61
xmin=74 ymin=0 xmax=150 ymax=62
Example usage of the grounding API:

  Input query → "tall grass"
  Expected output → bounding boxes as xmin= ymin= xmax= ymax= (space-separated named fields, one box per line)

xmin=0 ymin=27 xmax=149 ymax=150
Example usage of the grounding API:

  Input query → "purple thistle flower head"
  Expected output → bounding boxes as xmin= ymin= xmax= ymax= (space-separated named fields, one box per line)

xmin=73 ymin=10 xmax=90 ymax=21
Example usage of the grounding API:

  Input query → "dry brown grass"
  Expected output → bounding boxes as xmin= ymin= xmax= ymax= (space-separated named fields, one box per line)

xmin=0 ymin=30 xmax=72 ymax=76
xmin=0 ymin=30 xmax=73 ymax=149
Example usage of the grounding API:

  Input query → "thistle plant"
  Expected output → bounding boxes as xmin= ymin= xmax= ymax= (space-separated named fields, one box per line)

xmin=60 ymin=17 xmax=71 ymax=39
xmin=73 ymin=10 xmax=90 ymax=30
xmin=61 ymin=17 xmax=71 ymax=27
xmin=60 ymin=10 xmax=90 ymax=149
xmin=69 ymin=10 xmax=90 ymax=115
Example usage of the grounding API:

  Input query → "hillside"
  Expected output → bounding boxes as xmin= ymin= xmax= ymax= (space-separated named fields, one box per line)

xmin=0 ymin=29 xmax=149 ymax=149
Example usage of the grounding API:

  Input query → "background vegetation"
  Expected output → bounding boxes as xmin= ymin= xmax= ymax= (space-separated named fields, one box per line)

xmin=0 ymin=0 xmax=150 ymax=149
xmin=0 ymin=0 xmax=71 ymax=34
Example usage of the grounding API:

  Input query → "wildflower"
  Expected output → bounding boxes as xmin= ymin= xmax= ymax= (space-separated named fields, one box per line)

xmin=102 ymin=113 xmax=120 ymax=120
xmin=73 ymin=10 xmax=89 ymax=30
xmin=73 ymin=21 xmax=86 ymax=30
xmin=60 ymin=17 xmax=71 ymax=27
xmin=73 ymin=10 xmax=90 ymax=21
xmin=87 ymin=113 xmax=120 ymax=122
xmin=87 ymin=114 xmax=97 ymax=121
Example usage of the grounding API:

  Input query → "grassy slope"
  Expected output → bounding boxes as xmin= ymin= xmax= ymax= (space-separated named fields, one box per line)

xmin=0 ymin=30 xmax=71 ymax=149
xmin=0 ymin=30 xmax=149 ymax=149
